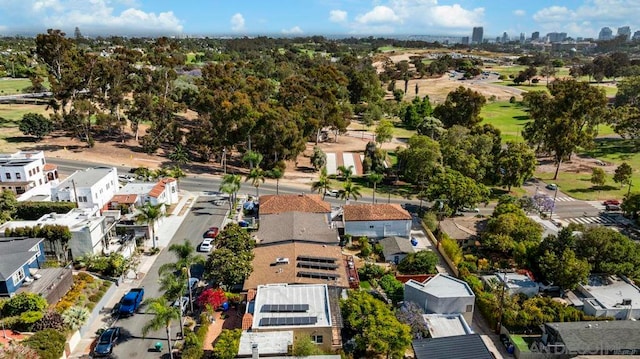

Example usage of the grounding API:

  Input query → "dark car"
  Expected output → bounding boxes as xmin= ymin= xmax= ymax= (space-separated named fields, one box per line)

xmin=93 ymin=327 xmax=121 ymax=356
xmin=203 ymin=226 xmax=219 ymax=239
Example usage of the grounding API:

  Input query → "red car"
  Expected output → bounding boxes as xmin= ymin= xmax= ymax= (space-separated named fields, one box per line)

xmin=203 ymin=227 xmax=219 ymax=239
xmin=603 ymin=199 xmax=620 ymax=206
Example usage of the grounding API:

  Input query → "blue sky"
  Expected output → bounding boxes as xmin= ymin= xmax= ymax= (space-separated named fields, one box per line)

xmin=0 ymin=0 xmax=639 ymax=39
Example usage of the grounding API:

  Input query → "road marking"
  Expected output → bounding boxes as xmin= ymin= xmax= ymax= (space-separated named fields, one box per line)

xmin=564 ymin=216 xmax=616 ymax=225
xmin=553 ymin=197 xmax=576 ymax=202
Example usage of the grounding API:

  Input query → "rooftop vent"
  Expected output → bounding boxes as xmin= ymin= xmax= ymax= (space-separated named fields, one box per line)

xmin=275 ymin=257 xmax=289 ymax=265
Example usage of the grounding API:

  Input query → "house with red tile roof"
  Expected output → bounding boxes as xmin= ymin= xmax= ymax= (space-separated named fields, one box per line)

xmin=342 ymin=203 xmax=412 ymax=239
xmin=259 ymin=194 xmax=331 ymax=216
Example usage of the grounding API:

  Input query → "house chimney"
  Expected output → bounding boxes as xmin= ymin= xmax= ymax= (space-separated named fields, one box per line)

xmin=251 ymin=343 xmax=259 ymax=359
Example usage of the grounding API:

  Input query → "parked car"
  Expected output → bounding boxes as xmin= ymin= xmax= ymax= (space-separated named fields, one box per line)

xmin=172 ymin=297 xmax=189 ymax=314
xmin=325 ymin=189 xmax=340 ymax=198
xmin=118 ymin=288 xmax=144 ymax=316
xmin=118 ymin=175 xmax=134 ymax=182
xmin=545 ymin=183 xmax=558 ymax=190
xmin=606 ymin=204 xmax=622 ymax=211
xmin=203 ymin=227 xmax=219 ymax=239
xmin=603 ymin=199 xmax=620 ymax=206
xmin=461 ymin=206 xmax=480 ymax=213
xmin=93 ymin=327 xmax=121 ymax=357
xmin=199 ymin=238 xmax=213 ymax=252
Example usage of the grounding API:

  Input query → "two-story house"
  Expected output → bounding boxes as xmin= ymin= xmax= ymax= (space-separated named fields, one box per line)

xmin=51 ymin=167 xmax=119 ymax=212
xmin=0 ymin=151 xmax=59 ymax=200
xmin=0 ymin=237 xmax=45 ymax=298
xmin=343 ymin=203 xmax=412 ymax=239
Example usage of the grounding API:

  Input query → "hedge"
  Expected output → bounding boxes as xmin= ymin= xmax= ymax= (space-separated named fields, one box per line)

xmin=23 ymin=329 xmax=66 ymax=359
xmin=16 ymin=201 xmax=77 ymax=220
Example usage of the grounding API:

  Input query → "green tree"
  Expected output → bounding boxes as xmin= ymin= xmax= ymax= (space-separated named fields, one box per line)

xmin=19 ymin=113 xmax=55 ymax=140
xmin=575 ymin=226 xmax=640 ymax=278
xmin=397 ymin=251 xmax=439 ymax=275
xmin=142 ymin=297 xmax=181 ymax=359
xmin=397 ymin=135 xmax=442 ymax=184
xmin=539 ymin=248 xmax=590 ymax=290
xmin=368 ymin=172 xmax=384 ymax=204
xmin=2 ymin=292 xmax=47 ymax=317
xmin=266 ymin=168 xmax=284 ymax=195
xmin=168 ymin=143 xmax=190 ymax=166
xmin=424 ymin=169 xmax=490 ymax=212
xmin=310 ymin=146 xmax=326 ymax=171
xmin=168 ymin=165 xmax=186 ymax=188
xmin=591 ymin=167 xmax=607 ymax=188
xmin=159 ymin=240 xmax=205 ymax=313
xmin=337 ymin=165 xmax=354 ymax=180
xmin=340 ymin=290 xmax=411 ymax=358
xmin=212 ymin=329 xmax=242 ymax=359
xmin=433 ymin=86 xmax=486 ymax=128
xmin=242 ymin=150 xmax=263 ymax=170
xmin=310 ymin=167 xmax=333 ymax=199
xmin=61 ymin=306 xmax=90 ymax=330
xmin=0 ymin=189 xmax=18 ymax=224
xmin=340 ymin=180 xmax=362 ymax=202
xmin=219 ymin=174 xmax=241 ymax=212
xmin=375 ymin=119 xmax=394 ymax=147
xmin=613 ymin=162 xmax=633 ymax=189
xmin=523 ymin=80 xmax=609 ymax=179
xmin=204 ymin=248 xmax=254 ymax=288
xmin=292 ymin=336 xmax=324 ymax=356
xmin=136 ymin=203 xmax=163 ymax=248
xmin=379 ymin=274 xmax=404 ymax=304
xmin=497 ymin=141 xmax=537 ymax=191
xmin=245 ymin=167 xmax=266 ymax=198
xmin=215 ymin=223 xmax=255 ymax=253
xmin=540 ymin=64 xmax=557 ymax=86
xmin=622 ymin=192 xmax=640 ymax=219
xmin=416 ymin=116 xmax=445 ymax=139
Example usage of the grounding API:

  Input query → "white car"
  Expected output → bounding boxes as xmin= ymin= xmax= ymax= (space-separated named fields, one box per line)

xmin=325 ymin=189 xmax=340 ymax=198
xmin=199 ymin=239 xmax=213 ymax=252
xmin=461 ymin=207 xmax=480 ymax=213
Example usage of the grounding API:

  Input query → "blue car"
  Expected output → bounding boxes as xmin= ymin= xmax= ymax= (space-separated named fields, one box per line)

xmin=93 ymin=327 xmax=121 ymax=357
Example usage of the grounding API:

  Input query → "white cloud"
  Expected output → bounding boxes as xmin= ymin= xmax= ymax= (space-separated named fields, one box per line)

xmin=282 ymin=26 xmax=303 ymax=35
xmin=356 ymin=6 xmax=400 ymax=24
xmin=230 ymin=13 xmax=245 ymax=32
xmin=513 ymin=9 xmax=526 ymax=16
xmin=533 ymin=6 xmax=573 ymax=23
xmin=32 ymin=0 xmax=61 ymax=12
xmin=329 ymin=9 xmax=347 ymax=23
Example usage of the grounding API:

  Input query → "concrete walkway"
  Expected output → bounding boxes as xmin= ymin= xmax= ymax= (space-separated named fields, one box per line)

xmin=70 ymin=191 xmax=197 ymax=358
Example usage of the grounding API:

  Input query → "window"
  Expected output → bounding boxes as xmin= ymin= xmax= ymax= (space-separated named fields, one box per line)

xmin=39 ymin=179 xmax=42 ymax=185
xmin=369 ymin=225 xmax=374 ymax=229
xmin=16 ymin=187 xmax=25 ymax=194
xmin=466 ymin=304 xmax=473 ymax=312
xmin=79 ymin=196 xmax=88 ymax=202
xmin=12 ymin=267 xmax=25 ymax=285
xmin=15 ymin=173 xmax=21 ymax=179
xmin=5 ymin=173 xmax=11 ymax=180
xmin=312 ymin=335 xmax=323 ymax=344
xmin=28 ymin=169 xmax=32 ymax=176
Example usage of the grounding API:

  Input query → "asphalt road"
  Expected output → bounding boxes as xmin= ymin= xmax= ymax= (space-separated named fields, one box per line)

xmin=111 ymin=196 xmax=227 ymax=359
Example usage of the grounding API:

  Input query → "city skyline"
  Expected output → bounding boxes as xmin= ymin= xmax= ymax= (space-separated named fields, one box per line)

xmin=0 ymin=0 xmax=639 ymax=39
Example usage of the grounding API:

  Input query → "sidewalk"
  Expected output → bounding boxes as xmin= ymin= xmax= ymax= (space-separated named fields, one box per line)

xmin=70 ymin=191 xmax=196 ymax=358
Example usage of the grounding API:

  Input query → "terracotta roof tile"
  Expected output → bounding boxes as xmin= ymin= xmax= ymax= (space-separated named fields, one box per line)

xmin=242 ymin=313 xmax=253 ymax=330
xmin=43 ymin=163 xmax=57 ymax=171
xmin=149 ymin=177 xmax=176 ymax=198
xmin=242 ymin=242 xmax=349 ymax=290
xmin=259 ymin=194 xmax=331 ymax=215
xmin=110 ymin=194 xmax=138 ymax=204
xmin=343 ymin=203 xmax=411 ymax=221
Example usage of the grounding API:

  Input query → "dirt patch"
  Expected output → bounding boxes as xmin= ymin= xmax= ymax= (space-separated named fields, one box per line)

xmin=536 ymin=154 xmax=617 ymax=174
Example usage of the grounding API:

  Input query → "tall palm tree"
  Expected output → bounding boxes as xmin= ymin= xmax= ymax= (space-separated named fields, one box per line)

xmin=368 ymin=172 xmax=384 ymax=204
xmin=267 ymin=168 xmax=284 ymax=195
xmin=242 ymin=150 xmax=263 ymax=170
xmin=310 ymin=167 xmax=332 ymax=200
xmin=340 ymin=179 xmax=362 ymax=202
xmin=141 ymin=297 xmax=181 ymax=359
xmin=246 ymin=167 xmax=266 ymax=198
xmin=219 ymin=174 xmax=242 ymax=212
xmin=159 ymin=240 xmax=205 ymax=313
xmin=337 ymin=165 xmax=354 ymax=180
xmin=158 ymin=272 xmax=187 ymax=336
xmin=136 ymin=203 xmax=163 ymax=248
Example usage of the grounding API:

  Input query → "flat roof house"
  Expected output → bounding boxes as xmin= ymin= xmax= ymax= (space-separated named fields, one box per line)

xmin=405 ymin=274 xmax=475 ymax=324
xmin=0 ymin=151 xmax=58 ymax=201
xmin=343 ymin=203 xmax=411 ymax=239
xmin=51 ymin=167 xmax=119 ymax=212
xmin=575 ymin=275 xmax=640 ymax=320
xmin=482 ymin=272 xmax=539 ymax=298
xmin=246 ymin=283 xmax=342 ymax=352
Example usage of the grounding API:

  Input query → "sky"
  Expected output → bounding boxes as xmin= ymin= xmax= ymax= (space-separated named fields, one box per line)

xmin=0 ymin=0 xmax=639 ymax=39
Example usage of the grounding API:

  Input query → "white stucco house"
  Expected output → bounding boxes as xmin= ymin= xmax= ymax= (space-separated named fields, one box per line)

xmin=404 ymin=274 xmax=476 ymax=324
xmin=117 ymin=178 xmax=179 ymax=207
xmin=0 ymin=151 xmax=59 ymax=201
xmin=342 ymin=204 xmax=412 ymax=239
xmin=51 ymin=167 xmax=119 ymax=212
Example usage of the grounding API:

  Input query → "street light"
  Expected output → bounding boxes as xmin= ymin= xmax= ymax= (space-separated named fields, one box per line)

xmin=548 ymin=186 xmax=559 ymax=220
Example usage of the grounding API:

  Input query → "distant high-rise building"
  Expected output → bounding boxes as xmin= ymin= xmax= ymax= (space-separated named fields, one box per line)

xmin=461 ymin=36 xmax=470 ymax=45
xmin=633 ymin=30 xmax=640 ymax=41
xmin=471 ymin=26 xmax=483 ymax=44
xmin=618 ymin=26 xmax=631 ymax=40
xmin=531 ymin=31 xmax=540 ymax=41
xmin=546 ymin=32 xmax=567 ymax=43
xmin=599 ymin=27 xmax=613 ymax=40
xmin=520 ymin=32 xmax=525 ymax=44
xmin=502 ymin=32 xmax=509 ymax=43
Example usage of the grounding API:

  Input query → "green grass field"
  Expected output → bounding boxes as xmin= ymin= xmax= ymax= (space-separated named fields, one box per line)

xmin=0 ymin=78 xmax=32 ymax=94
xmin=481 ymin=101 xmax=530 ymax=142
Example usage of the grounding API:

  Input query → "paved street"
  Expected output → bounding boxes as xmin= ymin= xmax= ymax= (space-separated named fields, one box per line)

xmin=107 ymin=196 xmax=226 ymax=359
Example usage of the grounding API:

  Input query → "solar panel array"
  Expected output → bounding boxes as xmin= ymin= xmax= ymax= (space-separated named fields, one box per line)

xmin=297 ymin=255 xmax=336 ymax=263
xmin=259 ymin=316 xmax=318 ymax=326
xmin=298 ymin=271 xmax=339 ymax=280
xmin=297 ymin=261 xmax=339 ymax=270
xmin=261 ymin=304 xmax=309 ymax=313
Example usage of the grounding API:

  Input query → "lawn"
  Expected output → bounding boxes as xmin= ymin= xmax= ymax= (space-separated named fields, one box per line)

xmin=480 ymin=101 xmax=530 ymax=142
xmin=0 ymin=78 xmax=32 ymax=95
xmin=536 ymin=138 xmax=640 ymax=201
xmin=0 ymin=103 xmax=50 ymax=152
xmin=185 ymin=52 xmax=204 ymax=64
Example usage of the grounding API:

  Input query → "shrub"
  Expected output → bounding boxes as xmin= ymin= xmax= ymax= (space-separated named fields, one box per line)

xmin=31 ymin=311 xmax=66 ymax=331
xmin=2 ymin=292 xmax=47 ymax=317
xmin=88 ymin=294 xmax=101 ymax=303
xmin=23 ymin=329 xmax=66 ymax=359
xmin=212 ymin=329 xmax=242 ymax=359
xmin=373 ymin=243 xmax=384 ymax=257
xmin=62 ymin=306 xmax=90 ymax=330
xmin=15 ymin=202 xmax=76 ymax=220
xmin=509 ymin=96 xmax=516 ymax=103
xmin=421 ymin=211 xmax=438 ymax=232
xmin=379 ymin=274 xmax=404 ymax=304
xmin=440 ymin=235 xmax=463 ymax=265
xmin=17 ymin=311 xmax=44 ymax=331
xmin=359 ymin=239 xmax=372 ymax=258
xmin=358 ymin=263 xmax=386 ymax=281
xmin=397 ymin=251 xmax=439 ymax=274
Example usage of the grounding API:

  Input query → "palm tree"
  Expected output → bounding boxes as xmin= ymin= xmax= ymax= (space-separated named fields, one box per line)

xmin=340 ymin=179 xmax=362 ymax=202
xmin=158 ymin=240 xmax=206 ymax=313
xmin=158 ymin=272 xmax=187 ymax=336
xmin=168 ymin=165 xmax=186 ymax=189
xmin=267 ymin=168 xmax=284 ymax=195
xmin=136 ymin=203 xmax=164 ymax=248
xmin=141 ymin=297 xmax=181 ymax=359
xmin=219 ymin=174 xmax=242 ymax=212
xmin=62 ymin=306 xmax=90 ymax=330
xmin=246 ymin=167 xmax=266 ymax=198
xmin=242 ymin=150 xmax=263 ymax=170
xmin=337 ymin=165 xmax=354 ymax=180
xmin=134 ymin=166 xmax=151 ymax=180
xmin=368 ymin=172 xmax=384 ymax=204
xmin=310 ymin=167 xmax=332 ymax=200
xmin=168 ymin=143 xmax=189 ymax=166
xmin=151 ymin=167 xmax=170 ymax=180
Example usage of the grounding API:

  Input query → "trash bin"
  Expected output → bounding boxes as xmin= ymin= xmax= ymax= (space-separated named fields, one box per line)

xmin=154 ymin=342 xmax=163 ymax=351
